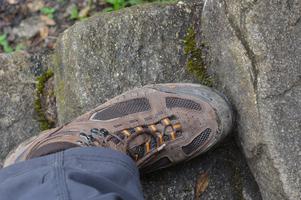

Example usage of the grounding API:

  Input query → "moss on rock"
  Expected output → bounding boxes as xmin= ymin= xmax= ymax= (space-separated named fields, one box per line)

xmin=184 ymin=27 xmax=213 ymax=86
xmin=34 ymin=69 xmax=55 ymax=130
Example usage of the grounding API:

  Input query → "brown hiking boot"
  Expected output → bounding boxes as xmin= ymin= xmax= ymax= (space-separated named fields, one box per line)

xmin=4 ymin=83 xmax=233 ymax=173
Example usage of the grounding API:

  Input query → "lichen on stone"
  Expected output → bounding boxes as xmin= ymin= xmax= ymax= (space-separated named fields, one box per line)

xmin=184 ymin=27 xmax=213 ymax=86
xmin=34 ymin=69 xmax=55 ymax=130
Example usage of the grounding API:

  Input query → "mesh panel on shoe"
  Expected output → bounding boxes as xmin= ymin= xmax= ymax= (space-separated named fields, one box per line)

xmin=92 ymin=98 xmax=151 ymax=120
xmin=166 ymin=97 xmax=202 ymax=111
xmin=182 ymin=128 xmax=211 ymax=155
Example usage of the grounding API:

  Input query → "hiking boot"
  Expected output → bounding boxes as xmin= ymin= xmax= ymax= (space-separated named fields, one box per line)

xmin=4 ymin=83 xmax=233 ymax=173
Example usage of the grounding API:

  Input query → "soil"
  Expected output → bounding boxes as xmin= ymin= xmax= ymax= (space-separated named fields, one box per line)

xmin=0 ymin=0 xmax=108 ymax=54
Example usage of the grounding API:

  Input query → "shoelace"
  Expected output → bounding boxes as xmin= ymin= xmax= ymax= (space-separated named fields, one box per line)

xmin=78 ymin=116 xmax=182 ymax=167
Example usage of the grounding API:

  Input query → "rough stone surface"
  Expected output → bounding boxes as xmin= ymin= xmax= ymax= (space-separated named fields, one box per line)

xmin=53 ymin=1 xmax=261 ymax=199
xmin=53 ymin=1 xmax=201 ymax=125
xmin=0 ymin=52 xmax=40 ymax=161
xmin=202 ymin=0 xmax=301 ymax=199
xmin=142 ymin=136 xmax=262 ymax=200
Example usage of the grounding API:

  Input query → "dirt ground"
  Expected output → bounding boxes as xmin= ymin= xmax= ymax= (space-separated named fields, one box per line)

xmin=0 ymin=0 xmax=121 ymax=54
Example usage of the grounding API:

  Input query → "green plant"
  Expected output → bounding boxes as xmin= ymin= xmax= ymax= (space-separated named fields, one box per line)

xmin=0 ymin=34 xmax=13 ymax=53
xmin=15 ymin=43 xmax=25 ymax=51
xmin=40 ymin=7 xmax=56 ymax=19
xmin=128 ymin=0 xmax=143 ymax=5
xmin=104 ymin=0 xmax=145 ymax=12
xmin=70 ymin=5 xmax=79 ymax=20
xmin=103 ymin=0 xmax=174 ymax=12
xmin=153 ymin=0 xmax=177 ymax=2
xmin=104 ymin=0 xmax=125 ymax=12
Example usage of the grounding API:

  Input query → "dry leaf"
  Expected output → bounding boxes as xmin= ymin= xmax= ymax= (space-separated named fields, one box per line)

xmin=27 ymin=0 xmax=45 ymax=12
xmin=79 ymin=6 xmax=90 ymax=18
xmin=7 ymin=0 xmax=17 ymax=4
xmin=40 ymin=15 xmax=56 ymax=26
xmin=194 ymin=171 xmax=209 ymax=200
xmin=39 ymin=26 xmax=49 ymax=39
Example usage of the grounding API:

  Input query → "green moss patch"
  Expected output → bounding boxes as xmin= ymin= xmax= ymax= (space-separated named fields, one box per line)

xmin=184 ymin=27 xmax=213 ymax=86
xmin=34 ymin=69 xmax=55 ymax=130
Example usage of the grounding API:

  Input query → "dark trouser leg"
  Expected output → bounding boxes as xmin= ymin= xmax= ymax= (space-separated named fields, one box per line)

xmin=0 ymin=147 xmax=144 ymax=200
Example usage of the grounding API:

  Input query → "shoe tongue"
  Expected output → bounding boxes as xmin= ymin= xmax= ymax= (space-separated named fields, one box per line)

xmin=129 ymin=134 xmax=150 ymax=147
xmin=127 ymin=134 xmax=156 ymax=160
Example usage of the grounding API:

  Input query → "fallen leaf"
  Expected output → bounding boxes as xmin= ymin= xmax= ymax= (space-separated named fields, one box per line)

xmin=40 ymin=15 xmax=56 ymax=26
xmin=27 ymin=0 xmax=45 ymax=12
xmin=39 ymin=26 xmax=49 ymax=39
xmin=79 ymin=6 xmax=90 ymax=18
xmin=7 ymin=0 xmax=17 ymax=4
xmin=194 ymin=171 xmax=209 ymax=200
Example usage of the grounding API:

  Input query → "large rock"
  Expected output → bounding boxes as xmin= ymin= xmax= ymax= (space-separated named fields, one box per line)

xmin=0 ymin=52 xmax=40 ymax=162
xmin=53 ymin=1 xmax=201 ymax=125
xmin=53 ymin=1 xmax=261 ymax=199
xmin=202 ymin=0 xmax=301 ymax=199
